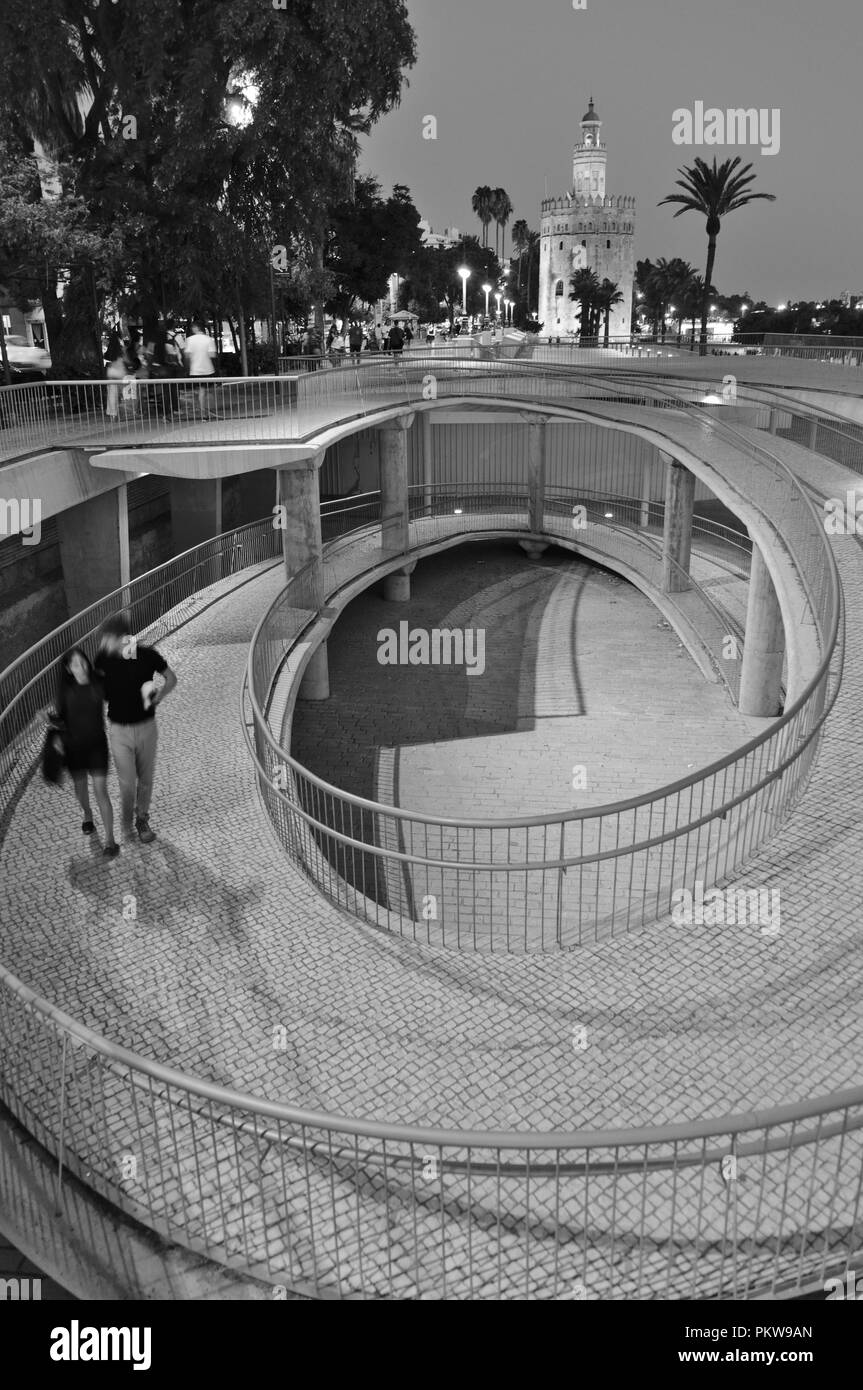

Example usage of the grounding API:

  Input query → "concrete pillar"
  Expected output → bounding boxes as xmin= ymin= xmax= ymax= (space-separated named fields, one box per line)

xmin=383 ymin=561 xmax=417 ymax=602
xmin=524 ymin=414 xmax=548 ymax=532
xmin=277 ymin=458 xmax=328 ymax=700
xmin=639 ymin=457 xmax=652 ymax=529
xmin=170 ymin=477 xmax=223 ymax=554
xmin=768 ymin=410 xmax=779 ymax=435
xmin=421 ymin=411 xmax=434 ymax=516
xmin=807 ymin=417 xmax=818 ymax=451
xmin=277 ymin=461 xmax=323 ymax=603
xmin=661 ymin=458 xmax=695 ymax=593
xmin=298 ymin=644 xmax=330 ymax=702
xmin=378 ymin=414 xmax=413 ymax=554
xmin=739 ymin=544 xmax=785 ymax=717
xmin=57 ymin=484 xmax=130 ymax=616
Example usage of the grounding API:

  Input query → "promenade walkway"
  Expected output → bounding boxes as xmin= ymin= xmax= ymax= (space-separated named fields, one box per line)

xmin=0 ymin=359 xmax=858 ymax=1297
xmin=0 ymin=454 xmax=859 ymax=1294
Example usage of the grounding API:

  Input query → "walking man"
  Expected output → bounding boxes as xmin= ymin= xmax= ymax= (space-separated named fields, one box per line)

xmin=184 ymin=320 xmax=217 ymax=416
xmin=96 ymin=615 xmax=178 ymax=843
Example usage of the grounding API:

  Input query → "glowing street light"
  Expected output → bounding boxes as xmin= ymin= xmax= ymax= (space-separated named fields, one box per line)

xmin=494 ymin=291 xmax=503 ymax=321
xmin=777 ymin=303 xmax=787 ymax=312
xmin=458 ymin=266 xmax=471 ymax=314
xmin=482 ymin=283 xmax=492 ymax=317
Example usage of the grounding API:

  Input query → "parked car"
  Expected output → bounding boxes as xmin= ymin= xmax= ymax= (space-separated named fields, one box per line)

xmin=4 ymin=334 xmax=52 ymax=374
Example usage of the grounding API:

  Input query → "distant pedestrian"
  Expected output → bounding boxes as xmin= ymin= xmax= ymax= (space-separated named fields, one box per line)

xmin=426 ymin=323 xmax=435 ymax=347
xmin=388 ymin=323 xmax=405 ymax=359
xmin=96 ymin=615 xmax=178 ymax=844
xmin=348 ymin=320 xmax=364 ymax=362
xmin=184 ymin=320 xmax=217 ymax=415
xmin=104 ymin=325 xmax=127 ymax=419
xmin=302 ymin=326 xmax=321 ymax=371
xmin=50 ymin=648 xmax=119 ymax=858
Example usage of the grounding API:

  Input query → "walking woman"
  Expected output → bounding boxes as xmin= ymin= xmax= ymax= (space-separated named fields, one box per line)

xmin=51 ymin=649 xmax=119 ymax=858
xmin=104 ymin=324 xmax=126 ymax=419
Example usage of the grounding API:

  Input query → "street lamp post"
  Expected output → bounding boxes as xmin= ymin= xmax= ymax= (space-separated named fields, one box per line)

xmin=482 ymin=283 xmax=492 ymax=319
xmin=458 ymin=267 xmax=471 ymax=316
xmin=494 ymin=292 xmax=502 ymax=324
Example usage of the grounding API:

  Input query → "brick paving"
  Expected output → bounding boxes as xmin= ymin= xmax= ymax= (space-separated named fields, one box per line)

xmin=0 ymin=414 xmax=861 ymax=1296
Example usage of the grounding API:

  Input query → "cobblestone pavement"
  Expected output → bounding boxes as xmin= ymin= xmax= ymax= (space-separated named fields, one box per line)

xmin=0 ymin=442 xmax=860 ymax=1297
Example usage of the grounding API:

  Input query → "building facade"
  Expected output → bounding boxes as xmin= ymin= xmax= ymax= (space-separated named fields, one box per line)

xmin=539 ymin=99 xmax=635 ymax=340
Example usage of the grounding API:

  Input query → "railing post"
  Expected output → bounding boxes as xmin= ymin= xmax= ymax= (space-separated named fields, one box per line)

xmin=54 ymin=1032 xmax=69 ymax=1215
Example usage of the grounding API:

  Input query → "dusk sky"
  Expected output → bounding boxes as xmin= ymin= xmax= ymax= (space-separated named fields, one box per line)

xmin=361 ymin=0 xmax=862 ymax=305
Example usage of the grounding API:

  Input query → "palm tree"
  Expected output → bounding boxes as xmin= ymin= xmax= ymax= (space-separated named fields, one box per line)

xmin=570 ymin=268 xmax=601 ymax=341
xmin=511 ymin=218 xmax=530 ymax=291
xmin=471 ymin=186 xmax=494 ymax=248
xmin=596 ymin=278 xmax=624 ymax=347
xmin=680 ymin=273 xmax=706 ymax=348
xmin=525 ymin=229 xmax=540 ymax=317
xmin=492 ymin=189 xmax=513 ymax=261
xmin=659 ymin=157 xmax=775 ymax=355
xmin=646 ymin=257 xmax=693 ymax=342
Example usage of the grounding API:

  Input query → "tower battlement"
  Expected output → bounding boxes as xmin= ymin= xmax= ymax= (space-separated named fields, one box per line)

xmin=541 ymin=193 xmax=636 ymax=216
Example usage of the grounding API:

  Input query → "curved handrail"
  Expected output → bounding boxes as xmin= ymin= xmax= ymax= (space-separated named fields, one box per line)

xmin=0 ymin=362 xmax=854 ymax=1303
xmin=243 ymin=380 xmax=840 ymax=835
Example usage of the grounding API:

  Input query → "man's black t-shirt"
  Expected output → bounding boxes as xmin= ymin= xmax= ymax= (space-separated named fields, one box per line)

xmin=97 ymin=644 xmax=168 ymax=725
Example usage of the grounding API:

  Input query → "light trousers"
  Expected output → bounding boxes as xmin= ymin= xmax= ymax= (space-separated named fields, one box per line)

xmin=108 ymin=719 xmax=158 ymax=823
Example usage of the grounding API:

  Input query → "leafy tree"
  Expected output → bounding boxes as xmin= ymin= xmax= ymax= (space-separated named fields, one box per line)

xmin=0 ymin=138 xmax=124 ymax=377
xmin=0 ymin=0 xmax=417 ymax=366
xmin=659 ymin=156 xmax=775 ymax=355
xmin=326 ymin=180 xmax=422 ymax=321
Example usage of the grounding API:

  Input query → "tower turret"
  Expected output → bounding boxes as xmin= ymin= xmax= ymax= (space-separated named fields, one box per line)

xmin=573 ymin=96 xmax=606 ymax=199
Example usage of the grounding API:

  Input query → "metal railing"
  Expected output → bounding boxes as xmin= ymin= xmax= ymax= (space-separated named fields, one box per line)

xmin=0 ymin=955 xmax=861 ymax=1301
xmin=0 ymin=396 xmax=854 ymax=1298
xmin=243 ymin=443 xmax=838 ymax=953
xmin=3 ymin=352 xmax=863 ymax=468
xmin=0 ymin=518 xmax=282 ymax=831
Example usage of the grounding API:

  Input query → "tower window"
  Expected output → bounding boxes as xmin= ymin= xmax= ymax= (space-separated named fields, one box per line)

xmin=606 ymin=240 xmax=611 ymax=249
xmin=581 ymin=240 xmax=587 ymax=248
xmin=555 ymin=280 xmax=564 ymax=296
xmin=559 ymin=241 xmax=564 ymax=250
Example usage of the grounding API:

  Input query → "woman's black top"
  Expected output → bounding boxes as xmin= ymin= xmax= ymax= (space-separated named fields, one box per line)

xmin=57 ymin=679 xmax=108 ymax=768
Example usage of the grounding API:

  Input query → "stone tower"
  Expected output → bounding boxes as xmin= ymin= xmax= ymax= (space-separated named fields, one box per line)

xmin=539 ymin=98 xmax=636 ymax=341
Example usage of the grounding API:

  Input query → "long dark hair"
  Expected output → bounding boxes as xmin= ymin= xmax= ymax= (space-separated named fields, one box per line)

xmin=55 ymin=648 xmax=97 ymax=714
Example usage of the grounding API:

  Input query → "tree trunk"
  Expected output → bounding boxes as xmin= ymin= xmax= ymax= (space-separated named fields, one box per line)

xmin=0 ymin=315 xmax=11 ymax=385
xmin=313 ymin=230 xmax=326 ymax=343
xmin=603 ymin=309 xmax=610 ymax=348
xmin=701 ymin=236 xmax=717 ymax=357
xmin=213 ymin=311 xmax=222 ymax=372
xmin=236 ymin=300 xmax=249 ymax=377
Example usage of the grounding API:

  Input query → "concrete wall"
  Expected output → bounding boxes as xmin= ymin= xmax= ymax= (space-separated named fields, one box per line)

xmin=319 ymin=419 xmax=717 ymax=507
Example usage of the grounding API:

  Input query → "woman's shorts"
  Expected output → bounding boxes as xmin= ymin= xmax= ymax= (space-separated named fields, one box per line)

xmin=64 ymin=738 xmax=109 ymax=776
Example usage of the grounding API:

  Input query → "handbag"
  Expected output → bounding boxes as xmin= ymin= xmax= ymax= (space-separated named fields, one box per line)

xmin=41 ymin=725 xmax=66 ymax=785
